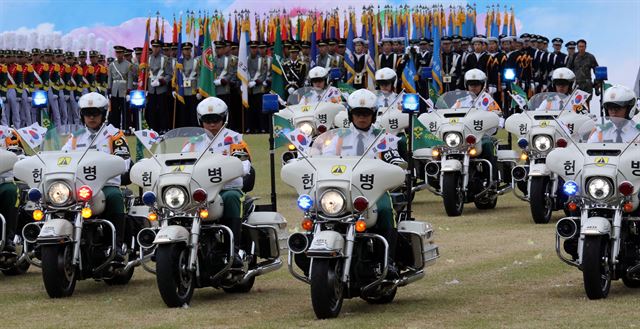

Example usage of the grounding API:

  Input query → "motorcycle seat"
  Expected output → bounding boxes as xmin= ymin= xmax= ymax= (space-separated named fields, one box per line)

xmin=242 ymin=196 xmax=257 ymax=220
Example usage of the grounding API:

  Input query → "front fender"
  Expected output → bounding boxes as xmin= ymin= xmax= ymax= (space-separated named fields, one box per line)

xmin=580 ymin=217 xmax=611 ymax=236
xmin=154 ymin=225 xmax=190 ymax=244
xmin=38 ymin=218 xmax=73 ymax=243
xmin=440 ymin=159 xmax=462 ymax=172
xmin=307 ymin=230 xmax=344 ymax=258
xmin=528 ymin=163 xmax=550 ymax=177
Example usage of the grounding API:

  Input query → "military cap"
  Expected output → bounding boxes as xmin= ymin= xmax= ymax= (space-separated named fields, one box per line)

xmin=452 ymin=35 xmax=462 ymax=42
xmin=317 ymin=39 xmax=328 ymax=46
xmin=552 ymin=38 xmax=563 ymax=45
xmin=113 ymin=45 xmax=126 ymax=53
xmin=249 ymin=40 xmax=259 ymax=47
xmin=170 ymin=43 xmax=178 ymax=50
xmin=150 ymin=39 xmax=163 ymax=47
xmin=258 ymin=42 xmax=267 ymax=48
xmin=182 ymin=42 xmax=193 ymax=50
xmin=501 ymin=36 xmax=514 ymax=42
xmin=498 ymin=34 xmax=507 ymax=40
xmin=78 ymin=50 xmax=87 ymax=57
xmin=289 ymin=46 xmax=300 ymax=53
xmin=230 ymin=41 xmax=239 ymax=49
xmin=520 ymin=33 xmax=530 ymax=39
xmin=64 ymin=51 xmax=74 ymax=58
xmin=133 ymin=47 xmax=143 ymax=54
xmin=53 ymin=49 xmax=64 ymax=56
xmin=283 ymin=40 xmax=292 ymax=47
xmin=88 ymin=50 xmax=99 ymax=57
xmin=565 ymin=41 xmax=576 ymax=48
xmin=43 ymin=48 xmax=53 ymax=55
xmin=300 ymin=41 xmax=310 ymax=48
xmin=353 ymin=37 xmax=365 ymax=45
xmin=327 ymin=38 xmax=337 ymax=45
xmin=224 ymin=40 xmax=232 ymax=46
xmin=98 ymin=54 xmax=105 ymax=60
xmin=441 ymin=36 xmax=452 ymax=43
xmin=213 ymin=40 xmax=225 ymax=47
xmin=418 ymin=38 xmax=428 ymax=45
xmin=380 ymin=37 xmax=392 ymax=44
xmin=487 ymin=36 xmax=499 ymax=43
xmin=338 ymin=38 xmax=346 ymax=46
xmin=471 ymin=36 xmax=487 ymax=44
xmin=107 ymin=57 xmax=114 ymax=63
xmin=514 ymin=38 xmax=524 ymax=44
xmin=461 ymin=37 xmax=471 ymax=43
xmin=124 ymin=48 xmax=133 ymax=55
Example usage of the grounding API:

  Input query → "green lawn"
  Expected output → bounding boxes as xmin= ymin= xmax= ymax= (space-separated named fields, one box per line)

xmin=2 ymin=133 xmax=638 ymax=329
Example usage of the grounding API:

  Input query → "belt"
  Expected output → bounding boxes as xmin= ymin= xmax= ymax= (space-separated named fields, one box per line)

xmin=113 ymin=79 xmax=126 ymax=83
xmin=0 ymin=177 xmax=14 ymax=184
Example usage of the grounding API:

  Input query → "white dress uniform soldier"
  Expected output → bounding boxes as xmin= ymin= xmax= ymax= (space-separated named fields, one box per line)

xmin=175 ymin=42 xmax=200 ymax=128
xmin=352 ymin=38 xmax=368 ymax=89
xmin=588 ymin=85 xmax=639 ymax=143
xmin=440 ymin=36 xmax=462 ymax=92
xmin=146 ymin=39 xmax=172 ymax=132
xmin=377 ymin=38 xmax=398 ymax=71
xmin=213 ymin=40 xmax=231 ymax=108
xmin=463 ymin=36 xmax=490 ymax=77
xmin=548 ymin=38 xmax=567 ymax=72
xmin=107 ymin=46 xmax=134 ymax=130
xmin=2 ymin=50 xmax=24 ymax=128
xmin=61 ymin=92 xmax=132 ymax=261
xmin=247 ymin=41 xmax=268 ymax=133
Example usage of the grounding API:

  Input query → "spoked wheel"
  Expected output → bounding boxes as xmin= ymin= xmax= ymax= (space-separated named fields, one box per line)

xmin=41 ymin=244 xmax=77 ymax=298
xmin=310 ymin=259 xmax=344 ymax=319
xmin=582 ymin=235 xmax=611 ymax=300
xmin=361 ymin=286 xmax=397 ymax=304
xmin=529 ymin=177 xmax=553 ymax=224
xmin=442 ymin=173 xmax=464 ymax=216
xmin=156 ymin=244 xmax=194 ymax=307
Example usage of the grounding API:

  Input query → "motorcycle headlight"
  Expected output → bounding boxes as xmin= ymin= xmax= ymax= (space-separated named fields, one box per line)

xmin=47 ymin=181 xmax=71 ymax=206
xmin=587 ymin=178 xmax=612 ymax=200
xmin=163 ymin=186 xmax=188 ymax=209
xmin=297 ymin=122 xmax=314 ymax=136
xmin=533 ymin=135 xmax=552 ymax=152
xmin=444 ymin=132 xmax=462 ymax=148
xmin=319 ymin=190 xmax=346 ymax=216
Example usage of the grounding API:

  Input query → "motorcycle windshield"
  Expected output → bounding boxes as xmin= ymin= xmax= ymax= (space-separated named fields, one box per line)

xmin=435 ymin=90 xmax=476 ymax=109
xmin=309 ymin=128 xmax=386 ymax=160
xmin=579 ymin=117 xmax=640 ymax=145
xmin=526 ymin=92 xmax=568 ymax=111
xmin=287 ymin=86 xmax=325 ymax=105
xmin=16 ymin=124 xmax=86 ymax=153
xmin=149 ymin=127 xmax=214 ymax=156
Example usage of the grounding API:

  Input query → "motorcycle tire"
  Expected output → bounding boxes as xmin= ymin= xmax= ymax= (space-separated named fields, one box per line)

xmin=582 ymin=235 xmax=611 ymax=300
xmin=361 ymin=286 xmax=397 ymax=304
xmin=442 ymin=172 xmax=464 ymax=217
xmin=529 ymin=177 xmax=553 ymax=224
xmin=41 ymin=244 xmax=77 ymax=298
xmin=156 ymin=243 xmax=195 ymax=307
xmin=310 ymin=258 xmax=344 ymax=319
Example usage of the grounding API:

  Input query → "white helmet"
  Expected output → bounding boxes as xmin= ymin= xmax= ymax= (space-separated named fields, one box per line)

xmin=464 ymin=69 xmax=487 ymax=88
xmin=551 ymin=68 xmax=576 ymax=90
xmin=603 ymin=85 xmax=637 ymax=119
xmin=375 ymin=67 xmax=397 ymax=86
xmin=196 ymin=97 xmax=228 ymax=124
xmin=347 ymin=89 xmax=378 ymax=125
xmin=78 ymin=92 xmax=108 ymax=122
xmin=308 ymin=66 xmax=329 ymax=84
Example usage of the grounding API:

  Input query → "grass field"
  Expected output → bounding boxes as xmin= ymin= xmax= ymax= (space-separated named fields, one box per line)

xmin=3 ymin=133 xmax=639 ymax=329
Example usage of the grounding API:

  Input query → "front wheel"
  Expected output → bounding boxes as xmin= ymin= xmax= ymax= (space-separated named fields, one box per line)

xmin=156 ymin=244 xmax=194 ymax=307
xmin=41 ymin=244 xmax=77 ymax=298
xmin=582 ymin=235 xmax=611 ymax=300
xmin=529 ymin=177 xmax=553 ymax=224
xmin=310 ymin=259 xmax=344 ymax=319
xmin=442 ymin=173 xmax=464 ymax=216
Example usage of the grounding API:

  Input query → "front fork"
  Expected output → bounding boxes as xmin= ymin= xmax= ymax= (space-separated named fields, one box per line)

xmin=341 ymin=225 xmax=355 ymax=283
xmin=72 ymin=212 xmax=83 ymax=268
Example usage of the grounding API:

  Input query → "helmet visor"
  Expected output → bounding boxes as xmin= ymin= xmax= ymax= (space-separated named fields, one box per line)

xmin=201 ymin=113 xmax=224 ymax=123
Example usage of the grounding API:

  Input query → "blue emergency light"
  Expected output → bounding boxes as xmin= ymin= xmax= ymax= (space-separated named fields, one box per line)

xmin=297 ymin=194 xmax=313 ymax=211
xmin=563 ymin=180 xmax=579 ymax=196
xmin=142 ymin=191 xmax=157 ymax=206
xmin=594 ymin=66 xmax=608 ymax=81
xmin=129 ymin=90 xmax=146 ymax=108
xmin=262 ymin=94 xmax=279 ymax=113
xmin=503 ymin=68 xmax=516 ymax=82
xmin=420 ymin=66 xmax=432 ymax=80
xmin=32 ymin=90 xmax=48 ymax=108
xmin=402 ymin=94 xmax=420 ymax=113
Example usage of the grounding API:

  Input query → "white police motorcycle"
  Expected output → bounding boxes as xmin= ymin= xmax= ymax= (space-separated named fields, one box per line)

xmin=506 ymin=92 xmax=595 ymax=223
xmin=283 ymin=128 xmax=439 ymax=319
xmin=414 ymin=90 xmax=519 ymax=216
xmin=552 ymin=117 xmax=640 ymax=299
xmin=131 ymin=127 xmax=287 ymax=307
xmin=15 ymin=125 xmax=138 ymax=298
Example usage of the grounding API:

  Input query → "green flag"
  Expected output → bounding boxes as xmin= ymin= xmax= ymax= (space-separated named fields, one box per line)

xmin=510 ymin=82 xmax=528 ymax=108
xmin=41 ymin=108 xmax=61 ymax=149
xmin=198 ymin=17 xmax=216 ymax=97
xmin=336 ymin=82 xmax=355 ymax=95
xmin=412 ymin=117 xmax=443 ymax=151
xmin=603 ymin=82 xmax=613 ymax=91
xmin=271 ymin=22 xmax=285 ymax=99
xmin=273 ymin=113 xmax=294 ymax=149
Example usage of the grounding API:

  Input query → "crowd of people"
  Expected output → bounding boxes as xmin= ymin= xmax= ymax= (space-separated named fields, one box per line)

xmin=0 ymin=31 xmax=603 ymax=134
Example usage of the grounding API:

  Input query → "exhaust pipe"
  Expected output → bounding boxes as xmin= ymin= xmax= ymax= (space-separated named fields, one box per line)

xmin=393 ymin=270 xmax=425 ymax=288
xmin=240 ymin=258 xmax=283 ymax=284
xmin=287 ymin=233 xmax=309 ymax=254
xmin=425 ymin=162 xmax=440 ymax=177
xmin=556 ymin=218 xmax=578 ymax=239
xmin=512 ymin=166 xmax=528 ymax=182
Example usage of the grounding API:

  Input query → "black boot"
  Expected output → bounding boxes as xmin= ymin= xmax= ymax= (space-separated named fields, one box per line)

xmin=224 ymin=217 xmax=243 ymax=268
xmin=111 ymin=213 xmax=126 ymax=263
xmin=382 ymin=228 xmax=399 ymax=280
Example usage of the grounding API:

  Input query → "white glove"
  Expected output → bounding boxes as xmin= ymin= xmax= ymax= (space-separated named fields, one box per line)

xmin=263 ymin=81 xmax=268 ymax=86
xmin=75 ymin=96 xmax=79 ymax=101
xmin=1 ymin=97 xmax=5 ymax=102
xmin=53 ymin=94 xmax=59 ymax=100
xmin=196 ymin=93 xmax=202 ymax=100
xmin=214 ymin=79 xmax=222 ymax=86
xmin=150 ymin=79 xmax=160 ymax=87
xmin=248 ymin=81 xmax=256 ymax=88
xmin=488 ymin=86 xmax=497 ymax=94
xmin=28 ymin=97 xmax=33 ymax=102
xmin=125 ymin=95 xmax=130 ymax=102
xmin=287 ymin=87 xmax=295 ymax=94
xmin=171 ymin=91 xmax=177 ymax=98
xmin=64 ymin=95 xmax=70 ymax=101
xmin=499 ymin=117 xmax=505 ymax=128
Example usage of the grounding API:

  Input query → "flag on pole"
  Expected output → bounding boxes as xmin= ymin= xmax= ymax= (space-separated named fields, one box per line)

xmin=137 ymin=17 xmax=151 ymax=91
xmin=401 ymin=56 xmax=417 ymax=93
xmin=271 ymin=21 xmax=286 ymax=99
xmin=237 ymin=19 xmax=250 ymax=109
xmin=430 ymin=12 xmax=444 ymax=100
xmin=509 ymin=7 xmax=517 ymax=36
xmin=343 ymin=19 xmax=356 ymax=84
xmin=366 ymin=20 xmax=377 ymax=91
xmin=412 ymin=117 xmax=443 ymax=150
xmin=173 ymin=17 xmax=185 ymax=105
xmin=510 ymin=82 xmax=528 ymax=108
xmin=273 ymin=114 xmax=294 ymax=149
xmin=198 ymin=17 xmax=216 ymax=97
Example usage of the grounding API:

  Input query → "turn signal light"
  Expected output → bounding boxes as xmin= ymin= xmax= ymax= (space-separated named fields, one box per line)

xmin=469 ymin=147 xmax=478 ymax=157
xmin=567 ymin=202 xmax=578 ymax=212
xmin=199 ymin=209 xmax=209 ymax=218
xmin=33 ymin=209 xmax=44 ymax=221
xmin=355 ymin=220 xmax=367 ymax=232
xmin=520 ymin=152 xmax=528 ymax=161
xmin=623 ymin=202 xmax=634 ymax=213
xmin=148 ymin=212 xmax=158 ymax=221
xmin=432 ymin=149 xmax=440 ymax=158
xmin=81 ymin=207 xmax=92 ymax=219
xmin=288 ymin=144 xmax=296 ymax=151
xmin=301 ymin=218 xmax=313 ymax=231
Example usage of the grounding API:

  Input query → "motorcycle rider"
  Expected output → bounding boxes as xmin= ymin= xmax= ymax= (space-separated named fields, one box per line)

xmin=61 ymin=92 xmax=131 ymax=262
xmin=588 ymin=85 xmax=639 ymax=143
xmin=317 ymin=89 xmax=405 ymax=278
xmin=300 ymin=67 xmax=341 ymax=104
xmin=375 ymin=68 xmax=400 ymax=110
xmin=0 ymin=126 xmax=19 ymax=253
xmin=191 ymin=96 xmax=252 ymax=267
